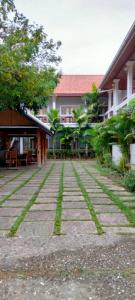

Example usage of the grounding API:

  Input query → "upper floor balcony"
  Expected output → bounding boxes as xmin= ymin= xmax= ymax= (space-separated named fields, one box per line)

xmin=102 ymin=91 xmax=135 ymax=120
xmin=37 ymin=114 xmax=79 ymax=127
xmin=37 ymin=105 xmax=83 ymax=127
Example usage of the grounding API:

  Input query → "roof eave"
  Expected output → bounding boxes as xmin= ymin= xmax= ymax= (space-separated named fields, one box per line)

xmin=20 ymin=109 xmax=53 ymax=136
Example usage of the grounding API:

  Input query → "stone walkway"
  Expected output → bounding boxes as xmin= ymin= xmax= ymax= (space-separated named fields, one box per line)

xmin=0 ymin=160 xmax=135 ymax=238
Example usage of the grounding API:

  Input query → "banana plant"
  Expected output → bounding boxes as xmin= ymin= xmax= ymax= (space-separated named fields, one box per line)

xmin=47 ymin=108 xmax=63 ymax=158
xmin=72 ymin=105 xmax=88 ymax=157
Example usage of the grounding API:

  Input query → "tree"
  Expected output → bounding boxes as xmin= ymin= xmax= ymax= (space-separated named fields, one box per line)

xmin=90 ymin=122 xmax=113 ymax=163
xmin=60 ymin=127 xmax=73 ymax=149
xmin=82 ymin=83 xmax=101 ymax=123
xmin=47 ymin=108 xmax=63 ymax=158
xmin=72 ymin=105 xmax=87 ymax=157
xmin=0 ymin=0 xmax=61 ymax=112
xmin=90 ymin=102 xmax=135 ymax=167
xmin=72 ymin=105 xmax=87 ymax=129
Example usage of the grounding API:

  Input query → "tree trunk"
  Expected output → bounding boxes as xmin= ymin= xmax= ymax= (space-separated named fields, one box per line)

xmin=52 ymin=136 xmax=56 ymax=159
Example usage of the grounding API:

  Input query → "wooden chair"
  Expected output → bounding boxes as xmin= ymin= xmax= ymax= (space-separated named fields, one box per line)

xmin=6 ymin=150 xmax=18 ymax=168
xmin=19 ymin=150 xmax=32 ymax=166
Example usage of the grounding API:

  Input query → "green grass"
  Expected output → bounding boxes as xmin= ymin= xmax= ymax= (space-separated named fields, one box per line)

xmin=7 ymin=163 xmax=55 ymax=237
xmin=83 ymin=165 xmax=135 ymax=227
xmin=0 ymin=168 xmax=42 ymax=206
xmin=95 ymin=163 xmax=123 ymax=186
xmin=72 ymin=163 xmax=104 ymax=235
xmin=53 ymin=163 xmax=64 ymax=235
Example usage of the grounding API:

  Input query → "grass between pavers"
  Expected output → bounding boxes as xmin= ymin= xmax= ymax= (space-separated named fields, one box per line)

xmin=0 ymin=168 xmax=42 ymax=206
xmin=0 ymin=169 xmax=27 ymax=190
xmin=96 ymin=163 xmax=122 ymax=180
xmin=53 ymin=163 xmax=64 ymax=235
xmin=7 ymin=163 xmax=55 ymax=237
xmin=83 ymin=165 xmax=135 ymax=227
xmin=72 ymin=163 xmax=104 ymax=235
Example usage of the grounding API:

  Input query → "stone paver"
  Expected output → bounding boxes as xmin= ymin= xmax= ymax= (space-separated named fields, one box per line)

xmin=35 ymin=198 xmax=57 ymax=203
xmin=3 ymin=200 xmax=28 ymax=207
xmin=17 ymin=221 xmax=54 ymax=237
xmin=63 ymin=192 xmax=83 ymax=196
xmin=62 ymin=209 xmax=91 ymax=220
xmin=0 ymin=207 xmax=22 ymax=216
xmin=24 ymin=211 xmax=55 ymax=221
xmin=98 ymin=213 xmax=129 ymax=225
xmin=63 ymin=202 xmax=87 ymax=208
xmin=91 ymin=198 xmax=113 ymax=204
xmin=63 ymin=196 xmax=84 ymax=201
xmin=0 ymin=160 xmax=135 ymax=238
xmin=62 ymin=221 xmax=97 ymax=235
xmin=30 ymin=203 xmax=56 ymax=211
xmin=103 ymin=226 xmax=135 ymax=234
xmin=0 ymin=217 xmax=17 ymax=229
xmin=94 ymin=205 xmax=121 ymax=213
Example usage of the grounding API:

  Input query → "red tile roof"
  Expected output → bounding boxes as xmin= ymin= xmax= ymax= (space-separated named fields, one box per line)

xmin=54 ymin=75 xmax=104 ymax=96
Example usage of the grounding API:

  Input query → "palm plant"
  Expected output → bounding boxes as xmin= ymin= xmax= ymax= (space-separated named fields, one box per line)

xmin=72 ymin=105 xmax=87 ymax=129
xmin=72 ymin=105 xmax=87 ymax=157
xmin=107 ymin=112 xmax=134 ymax=162
xmin=82 ymin=83 xmax=101 ymax=123
xmin=90 ymin=122 xmax=113 ymax=163
xmin=47 ymin=108 xmax=63 ymax=158
xmin=60 ymin=127 xmax=73 ymax=149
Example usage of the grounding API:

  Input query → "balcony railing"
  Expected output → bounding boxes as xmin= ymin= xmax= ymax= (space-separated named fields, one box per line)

xmin=60 ymin=115 xmax=76 ymax=123
xmin=114 ymin=92 xmax=135 ymax=112
xmin=37 ymin=114 xmax=77 ymax=125
xmin=102 ymin=92 xmax=135 ymax=118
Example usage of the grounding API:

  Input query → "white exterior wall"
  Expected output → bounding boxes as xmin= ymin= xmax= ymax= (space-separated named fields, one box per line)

xmin=112 ymin=144 xmax=122 ymax=166
xmin=38 ymin=96 xmax=83 ymax=113
xmin=56 ymin=96 xmax=83 ymax=111
xmin=130 ymin=144 xmax=135 ymax=170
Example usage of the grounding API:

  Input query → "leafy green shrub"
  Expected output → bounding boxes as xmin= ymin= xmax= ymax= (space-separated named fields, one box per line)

xmin=103 ymin=153 xmax=112 ymax=168
xmin=118 ymin=156 xmax=127 ymax=174
xmin=123 ymin=171 xmax=135 ymax=192
xmin=47 ymin=149 xmax=94 ymax=159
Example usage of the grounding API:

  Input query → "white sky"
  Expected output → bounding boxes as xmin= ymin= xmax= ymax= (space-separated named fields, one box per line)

xmin=14 ymin=0 xmax=135 ymax=75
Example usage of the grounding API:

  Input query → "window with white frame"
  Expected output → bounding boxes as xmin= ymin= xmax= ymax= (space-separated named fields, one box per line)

xmin=60 ymin=105 xmax=79 ymax=115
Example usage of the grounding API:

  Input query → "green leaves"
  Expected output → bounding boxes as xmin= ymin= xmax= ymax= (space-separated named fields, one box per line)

xmin=82 ymin=83 xmax=101 ymax=122
xmin=72 ymin=105 xmax=87 ymax=129
xmin=0 ymin=0 xmax=61 ymax=112
xmin=90 ymin=99 xmax=135 ymax=164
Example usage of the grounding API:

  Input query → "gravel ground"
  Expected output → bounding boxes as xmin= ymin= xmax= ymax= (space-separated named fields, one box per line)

xmin=0 ymin=235 xmax=135 ymax=299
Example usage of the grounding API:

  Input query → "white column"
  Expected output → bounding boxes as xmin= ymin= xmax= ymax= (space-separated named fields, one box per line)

xmin=52 ymin=96 xmax=56 ymax=109
xmin=126 ymin=61 xmax=134 ymax=98
xmin=113 ymin=79 xmax=120 ymax=109
xmin=108 ymin=90 xmax=112 ymax=110
xmin=20 ymin=137 xmax=23 ymax=154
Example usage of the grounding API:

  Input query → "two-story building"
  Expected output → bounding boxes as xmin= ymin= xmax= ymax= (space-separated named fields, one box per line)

xmin=37 ymin=75 xmax=103 ymax=127
xmin=100 ymin=21 xmax=135 ymax=119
